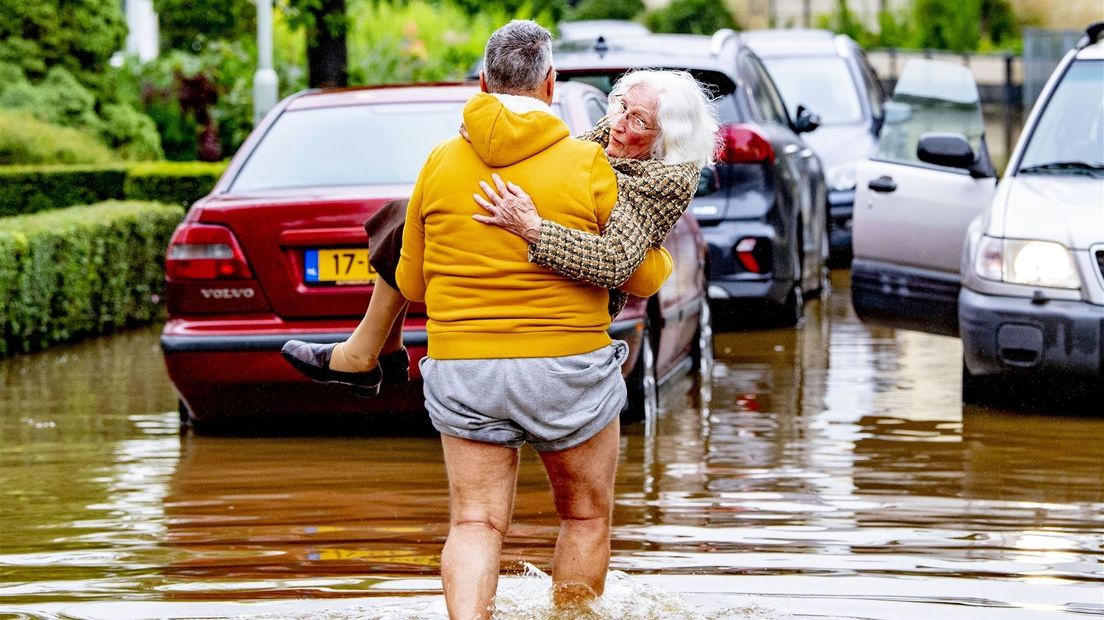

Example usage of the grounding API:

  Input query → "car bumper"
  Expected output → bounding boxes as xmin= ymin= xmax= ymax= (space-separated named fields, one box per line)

xmin=162 ymin=317 xmax=647 ymax=421
xmin=960 ymin=288 xmax=1103 ymax=378
xmin=701 ymin=220 xmax=792 ymax=306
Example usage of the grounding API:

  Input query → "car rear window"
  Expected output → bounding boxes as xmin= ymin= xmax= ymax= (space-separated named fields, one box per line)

xmin=230 ymin=102 xmax=468 ymax=192
xmin=761 ymin=56 xmax=864 ymax=125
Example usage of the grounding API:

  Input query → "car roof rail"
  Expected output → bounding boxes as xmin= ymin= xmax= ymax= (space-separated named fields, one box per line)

xmin=1078 ymin=21 xmax=1104 ymax=47
xmin=710 ymin=28 xmax=739 ymax=56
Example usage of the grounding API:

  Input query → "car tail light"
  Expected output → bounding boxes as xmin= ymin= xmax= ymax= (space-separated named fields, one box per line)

xmin=166 ymin=224 xmax=253 ymax=280
xmin=716 ymin=124 xmax=774 ymax=164
xmin=734 ymin=237 xmax=772 ymax=274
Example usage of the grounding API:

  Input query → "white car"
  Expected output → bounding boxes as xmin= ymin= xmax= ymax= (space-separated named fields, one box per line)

xmin=851 ymin=22 xmax=1103 ymax=400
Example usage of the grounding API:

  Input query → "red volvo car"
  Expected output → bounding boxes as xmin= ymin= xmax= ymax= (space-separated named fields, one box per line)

xmin=161 ymin=82 xmax=711 ymax=432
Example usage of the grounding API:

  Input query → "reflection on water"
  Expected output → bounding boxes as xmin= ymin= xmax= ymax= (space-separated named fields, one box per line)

xmin=1 ymin=274 xmax=1102 ymax=618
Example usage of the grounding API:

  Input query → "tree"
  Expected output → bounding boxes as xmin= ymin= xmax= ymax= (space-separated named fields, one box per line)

xmin=153 ymin=0 xmax=256 ymax=52
xmin=646 ymin=0 xmax=739 ymax=35
xmin=0 ymin=0 xmax=127 ymax=99
xmin=571 ymin=0 xmax=645 ymax=21
xmin=284 ymin=0 xmax=349 ymax=88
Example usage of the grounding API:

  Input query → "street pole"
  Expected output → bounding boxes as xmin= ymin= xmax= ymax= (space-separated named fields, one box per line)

xmin=253 ymin=0 xmax=279 ymax=126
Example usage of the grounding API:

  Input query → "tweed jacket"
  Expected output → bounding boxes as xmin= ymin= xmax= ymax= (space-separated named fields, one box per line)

xmin=529 ymin=116 xmax=702 ymax=316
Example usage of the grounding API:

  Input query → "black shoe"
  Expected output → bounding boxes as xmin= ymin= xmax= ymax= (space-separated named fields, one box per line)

xmin=280 ymin=340 xmax=382 ymax=398
xmin=378 ymin=347 xmax=411 ymax=385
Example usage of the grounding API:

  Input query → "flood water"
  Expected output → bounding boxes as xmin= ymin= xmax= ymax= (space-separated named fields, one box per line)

xmin=1 ymin=272 xmax=1101 ymax=619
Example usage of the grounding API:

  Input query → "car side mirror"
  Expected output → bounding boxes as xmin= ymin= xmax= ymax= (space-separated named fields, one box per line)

xmin=794 ymin=104 xmax=820 ymax=134
xmin=917 ymin=132 xmax=975 ymax=170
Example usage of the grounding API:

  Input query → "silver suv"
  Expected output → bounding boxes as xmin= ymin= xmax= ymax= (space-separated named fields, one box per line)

xmin=850 ymin=22 xmax=1103 ymax=401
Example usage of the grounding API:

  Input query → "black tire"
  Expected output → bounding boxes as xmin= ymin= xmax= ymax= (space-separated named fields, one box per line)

xmin=690 ymin=297 xmax=713 ymax=378
xmin=624 ymin=323 xmax=658 ymax=424
xmin=961 ymin=358 xmax=1001 ymax=405
xmin=773 ymin=219 xmax=805 ymax=327
xmin=178 ymin=399 xmax=192 ymax=428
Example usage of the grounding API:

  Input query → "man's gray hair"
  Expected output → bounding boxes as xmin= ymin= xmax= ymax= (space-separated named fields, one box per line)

xmin=483 ymin=20 xmax=554 ymax=95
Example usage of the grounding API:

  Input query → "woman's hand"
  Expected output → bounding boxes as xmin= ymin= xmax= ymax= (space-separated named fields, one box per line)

xmin=472 ymin=173 xmax=542 ymax=244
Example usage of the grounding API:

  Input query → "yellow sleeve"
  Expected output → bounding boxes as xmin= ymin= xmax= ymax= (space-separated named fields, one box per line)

xmin=395 ymin=158 xmax=429 ymax=303
xmin=619 ymin=246 xmax=673 ymax=298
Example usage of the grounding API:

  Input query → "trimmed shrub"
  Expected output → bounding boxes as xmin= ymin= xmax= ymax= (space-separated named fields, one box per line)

xmin=645 ymin=0 xmax=739 ymax=35
xmin=0 ymin=110 xmax=116 ymax=166
xmin=0 ymin=201 xmax=185 ymax=357
xmin=0 ymin=166 xmax=127 ymax=218
xmin=124 ymin=161 xmax=227 ymax=208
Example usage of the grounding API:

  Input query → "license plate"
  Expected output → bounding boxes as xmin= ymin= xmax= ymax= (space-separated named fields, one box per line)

xmin=304 ymin=248 xmax=375 ymax=284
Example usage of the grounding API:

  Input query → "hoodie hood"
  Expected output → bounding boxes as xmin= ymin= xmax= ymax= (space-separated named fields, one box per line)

xmin=462 ymin=92 xmax=570 ymax=167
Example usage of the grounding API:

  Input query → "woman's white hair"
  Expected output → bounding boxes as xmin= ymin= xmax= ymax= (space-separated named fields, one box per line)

xmin=609 ymin=70 xmax=720 ymax=167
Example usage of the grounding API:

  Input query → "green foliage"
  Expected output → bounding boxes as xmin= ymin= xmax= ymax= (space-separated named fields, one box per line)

xmin=0 ymin=67 xmax=102 ymax=131
xmin=124 ymin=161 xmax=227 ymax=208
xmin=0 ymin=162 xmax=228 ymax=216
xmin=816 ymin=0 xmax=870 ymax=43
xmin=0 ymin=110 xmax=116 ymax=167
xmin=153 ymin=0 xmax=257 ymax=52
xmin=0 ymin=201 xmax=184 ymax=357
xmin=445 ymin=0 xmax=568 ymax=22
xmin=645 ymin=0 xmax=739 ymax=35
xmin=569 ymin=0 xmax=645 ymax=21
xmin=0 ymin=0 xmax=127 ymax=100
xmin=346 ymin=1 xmax=556 ymax=84
xmin=100 ymin=104 xmax=165 ymax=161
xmin=0 ymin=165 xmax=127 ymax=218
xmin=912 ymin=0 xmax=981 ymax=51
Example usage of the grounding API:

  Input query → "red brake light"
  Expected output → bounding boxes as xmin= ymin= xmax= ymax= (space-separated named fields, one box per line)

xmin=734 ymin=237 xmax=772 ymax=274
xmin=166 ymin=224 xmax=253 ymax=280
xmin=716 ymin=124 xmax=774 ymax=164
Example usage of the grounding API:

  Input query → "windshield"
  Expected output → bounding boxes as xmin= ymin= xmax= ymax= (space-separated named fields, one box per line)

xmin=231 ymin=102 xmax=468 ymax=192
xmin=873 ymin=59 xmax=984 ymax=167
xmin=761 ymin=56 xmax=864 ymax=125
xmin=1018 ymin=60 xmax=1104 ymax=174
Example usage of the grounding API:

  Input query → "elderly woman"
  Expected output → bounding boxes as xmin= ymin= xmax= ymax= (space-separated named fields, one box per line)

xmin=473 ymin=69 xmax=717 ymax=319
xmin=282 ymin=66 xmax=716 ymax=610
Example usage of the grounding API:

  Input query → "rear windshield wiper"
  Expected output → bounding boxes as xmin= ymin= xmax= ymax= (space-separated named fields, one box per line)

xmin=1018 ymin=161 xmax=1104 ymax=176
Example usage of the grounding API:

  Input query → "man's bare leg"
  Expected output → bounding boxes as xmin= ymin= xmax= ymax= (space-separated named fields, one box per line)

xmin=538 ymin=419 xmax=620 ymax=606
xmin=439 ymin=435 xmax=520 ymax=620
xmin=328 ymin=278 xmax=408 ymax=373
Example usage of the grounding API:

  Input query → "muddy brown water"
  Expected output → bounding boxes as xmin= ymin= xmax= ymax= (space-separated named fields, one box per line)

xmin=1 ymin=272 xmax=1101 ymax=619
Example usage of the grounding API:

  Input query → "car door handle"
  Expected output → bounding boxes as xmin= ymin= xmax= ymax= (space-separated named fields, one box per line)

xmin=868 ymin=176 xmax=897 ymax=193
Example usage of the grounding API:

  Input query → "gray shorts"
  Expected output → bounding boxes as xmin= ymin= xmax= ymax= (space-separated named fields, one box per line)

xmin=420 ymin=341 xmax=629 ymax=452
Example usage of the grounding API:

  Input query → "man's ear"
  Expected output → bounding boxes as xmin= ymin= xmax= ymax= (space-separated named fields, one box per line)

xmin=479 ymin=71 xmax=488 ymax=93
xmin=543 ymin=69 xmax=555 ymax=100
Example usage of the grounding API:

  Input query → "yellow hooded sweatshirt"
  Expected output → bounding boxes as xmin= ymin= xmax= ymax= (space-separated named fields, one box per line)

xmin=395 ymin=92 xmax=668 ymax=360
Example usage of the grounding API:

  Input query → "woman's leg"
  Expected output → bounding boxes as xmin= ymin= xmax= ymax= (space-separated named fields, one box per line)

xmin=439 ymin=435 xmax=520 ymax=620
xmin=538 ymin=419 xmax=620 ymax=605
xmin=328 ymin=278 xmax=408 ymax=373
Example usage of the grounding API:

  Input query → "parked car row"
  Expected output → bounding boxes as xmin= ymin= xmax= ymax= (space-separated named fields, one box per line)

xmin=162 ymin=80 xmax=711 ymax=431
xmin=163 ymin=25 xmax=854 ymax=431
xmin=850 ymin=22 xmax=1104 ymax=401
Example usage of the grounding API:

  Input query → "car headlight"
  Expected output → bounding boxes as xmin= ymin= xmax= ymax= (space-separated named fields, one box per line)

xmin=974 ymin=236 xmax=1081 ymax=289
xmin=826 ymin=165 xmax=856 ymax=192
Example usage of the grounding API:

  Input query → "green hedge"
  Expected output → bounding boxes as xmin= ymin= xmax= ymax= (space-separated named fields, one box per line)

xmin=124 ymin=161 xmax=227 ymax=208
xmin=0 ymin=201 xmax=185 ymax=357
xmin=0 ymin=166 xmax=127 ymax=218
xmin=0 ymin=161 xmax=226 ymax=217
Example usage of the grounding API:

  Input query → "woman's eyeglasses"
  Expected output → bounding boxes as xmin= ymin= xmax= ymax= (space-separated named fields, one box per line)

xmin=611 ymin=96 xmax=657 ymax=132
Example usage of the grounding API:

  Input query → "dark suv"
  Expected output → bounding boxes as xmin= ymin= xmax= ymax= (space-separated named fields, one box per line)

xmin=552 ymin=29 xmax=829 ymax=325
xmin=744 ymin=29 xmax=887 ymax=265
